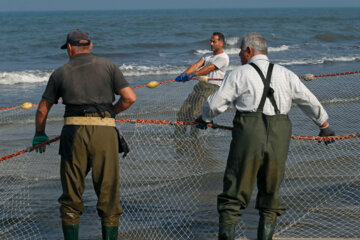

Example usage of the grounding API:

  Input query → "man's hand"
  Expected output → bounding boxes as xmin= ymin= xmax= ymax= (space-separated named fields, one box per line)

xmin=175 ymin=72 xmax=193 ymax=82
xmin=32 ymin=131 xmax=49 ymax=153
xmin=318 ymin=127 xmax=335 ymax=145
xmin=195 ymin=115 xmax=212 ymax=130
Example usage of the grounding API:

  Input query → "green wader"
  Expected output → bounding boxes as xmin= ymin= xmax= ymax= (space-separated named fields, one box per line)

xmin=217 ymin=63 xmax=292 ymax=240
xmin=175 ymin=81 xmax=219 ymax=136
xmin=217 ymin=112 xmax=291 ymax=222
xmin=58 ymin=112 xmax=123 ymax=233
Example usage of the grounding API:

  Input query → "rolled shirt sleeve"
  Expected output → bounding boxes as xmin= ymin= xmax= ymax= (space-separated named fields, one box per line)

xmin=202 ymin=70 xmax=239 ymax=122
xmin=289 ymin=72 xmax=328 ymax=126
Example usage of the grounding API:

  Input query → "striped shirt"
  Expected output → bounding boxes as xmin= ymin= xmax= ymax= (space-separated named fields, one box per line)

xmin=202 ymin=54 xmax=328 ymax=126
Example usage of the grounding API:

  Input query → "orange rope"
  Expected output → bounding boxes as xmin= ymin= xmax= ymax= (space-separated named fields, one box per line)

xmin=0 ymin=70 xmax=359 ymax=111
xmin=0 ymin=119 xmax=358 ymax=162
xmin=0 ymin=136 xmax=60 ymax=162
xmin=132 ymin=77 xmax=223 ymax=89
xmin=0 ymin=103 xmax=39 ymax=111
xmin=313 ymin=70 xmax=360 ymax=78
xmin=115 ymin=118 xmax=359 ymax=140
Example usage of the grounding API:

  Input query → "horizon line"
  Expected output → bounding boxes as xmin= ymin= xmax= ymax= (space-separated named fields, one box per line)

xmin=1 ymin=6 xmax=359 ymax=13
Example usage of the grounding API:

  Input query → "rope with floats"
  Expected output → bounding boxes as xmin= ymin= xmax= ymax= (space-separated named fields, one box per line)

xmin=1 ymin=118 xmax=358 ymax=162
xmin=0 ymin=70 xmax=359 ymax=161
xmin=0 ymin=136 xmax=60 ymax=162
xmin=0 ymin=70 xmax=359 ymax=111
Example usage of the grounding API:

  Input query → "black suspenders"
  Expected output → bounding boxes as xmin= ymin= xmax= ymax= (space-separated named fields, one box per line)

xmin=249 ymin=62 xmax=280 ymax=114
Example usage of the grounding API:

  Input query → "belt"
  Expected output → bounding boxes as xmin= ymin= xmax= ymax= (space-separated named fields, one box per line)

xmin=64 ymin=117 xmax=115 ymax=127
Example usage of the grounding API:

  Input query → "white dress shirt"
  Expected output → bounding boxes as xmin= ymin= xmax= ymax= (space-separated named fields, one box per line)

xmin=202 ymin=54 xmax=328 ymax=126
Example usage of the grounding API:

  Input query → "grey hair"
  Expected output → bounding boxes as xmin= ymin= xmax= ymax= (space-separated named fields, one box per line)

xmin=240 ymin=33 xmax=268 ymax=55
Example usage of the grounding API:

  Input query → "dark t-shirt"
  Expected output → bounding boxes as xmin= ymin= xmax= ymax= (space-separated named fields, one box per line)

xmin=42 ymin=53 xmax=129 ymax=106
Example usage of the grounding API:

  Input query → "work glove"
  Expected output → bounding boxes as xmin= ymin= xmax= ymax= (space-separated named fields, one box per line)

xmin=175 ymin=72 xmax=194 ymax=82
xmin=195 ymin=115 xmax=212 ymax=130
xmin=32 ymin=131 xmax=49 ymax=153
xmin=318 ymin=127 xmax=335 ymax=145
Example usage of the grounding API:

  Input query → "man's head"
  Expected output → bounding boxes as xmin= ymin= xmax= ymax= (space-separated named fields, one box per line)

xmin=210 ymin=32 xmax=225 ymax=54
xmin=239 ymin=33 xmax=267 ymax=65
xmin=61 ymin=29 xmax=93 ymax=56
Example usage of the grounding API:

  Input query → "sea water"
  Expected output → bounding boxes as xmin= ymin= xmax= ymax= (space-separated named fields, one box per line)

xmin=0 ymin=8 xmax=359 ymax=240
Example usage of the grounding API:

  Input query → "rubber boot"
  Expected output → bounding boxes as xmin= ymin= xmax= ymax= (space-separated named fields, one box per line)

xmin=102 ymin=225 xmax=118 ymax=240
xmin=62 ymin=225 xmax=79 ymax=240
xmin=218 ymin=224 xmax=236 ymax=240
xmin=257 ymin=216 xmax=276 ymax=240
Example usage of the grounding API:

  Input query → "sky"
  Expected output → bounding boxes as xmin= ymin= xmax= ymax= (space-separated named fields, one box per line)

xmin=1 ymin=0 xmax=360 ymax=12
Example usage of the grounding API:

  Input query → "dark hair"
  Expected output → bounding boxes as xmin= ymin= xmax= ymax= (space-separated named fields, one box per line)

xmin=213 ymin=32 xmax=225 ymax=43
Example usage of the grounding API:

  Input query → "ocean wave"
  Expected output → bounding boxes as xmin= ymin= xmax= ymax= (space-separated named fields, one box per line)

xmin=194 ymin=45 xmax=290 ymax=56
xmin=268 ymin=45 xmax=290 ymax=52
xmin=193 ymin=49 xmax=212 ymax=55
xmin=119 ymin=64 xmax=184 ymax=77
xmin=225 ymin=36 xmax=241 ymax=46
xmin=324 ymin=97 xmax=360 ymax=104
xmin=278 ymin=55 xmax=360 ymax=66
xmin=1 ymin=54 xmax=359 ymax=84
xmin=0 ymin=70 xmax=51 ymax=85
xmin=0 ymin=66 xmax=186 ymax=85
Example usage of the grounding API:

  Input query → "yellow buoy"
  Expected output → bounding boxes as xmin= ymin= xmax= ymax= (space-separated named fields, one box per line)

xmin=199 ymin=76 xmax=208 ymax=83
xmin=146 ymin=81 xmax=159 ymax=88
xmin=303 ymin=73 xmax=315 ymax=81
xmin=20 ymin=102 xmax=33 ymax=109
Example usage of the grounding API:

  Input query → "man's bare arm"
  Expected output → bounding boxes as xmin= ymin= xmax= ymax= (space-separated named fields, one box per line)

xmin=114 ymin=86 xmax=137 ymax=114
xmin=35 ymin=99 xmax=53 ymax=133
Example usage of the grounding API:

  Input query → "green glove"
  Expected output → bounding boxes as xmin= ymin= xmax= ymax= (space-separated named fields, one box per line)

xmin=32 ymin=131 xmax=49 ymax=153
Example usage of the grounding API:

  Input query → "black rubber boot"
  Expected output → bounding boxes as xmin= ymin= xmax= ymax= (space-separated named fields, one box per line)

xmin=62 ymin=225 xmax=79 ymax=240
xmin=102 ymin=225 xmax=118 ymax=240
xmin=218 ymin=224 xmax=236 ymax=240
xmin=257 ymin=216 xmax=276 ymax=240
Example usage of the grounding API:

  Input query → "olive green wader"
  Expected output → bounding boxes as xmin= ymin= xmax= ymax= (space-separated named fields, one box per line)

xmin=175 ymin=81 xmax=219 ymax=136
xmin=59 ymin=112 xmax=122 ymax=240
xmin=217 ymin=63 xmax=292 ymax=240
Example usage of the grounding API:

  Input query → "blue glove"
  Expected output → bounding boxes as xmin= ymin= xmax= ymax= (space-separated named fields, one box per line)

xmin=195 ymin=115 xmax=212 ymax=130
xmin=32 ymin=131 xmax=49 ymax=153
xmin=318 ymin=127 xmax=335 ymax=145
xmin=175 ymin=72 xmax=193 ymax=82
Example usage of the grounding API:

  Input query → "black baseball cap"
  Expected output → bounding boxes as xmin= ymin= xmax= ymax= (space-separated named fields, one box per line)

xmin=60 ymin=30 xmax=91 ymax=49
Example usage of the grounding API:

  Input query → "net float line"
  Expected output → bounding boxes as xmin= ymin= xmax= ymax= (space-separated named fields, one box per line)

xmin=115 ymin=117 xmax=359 ymax=141
xmin=0 ymin=102 xmax=39 ymax=111
xmin=132 ymin=77 xmax=223 ymax=89
xmin=0 ymin=119 xmax=358 ymax=162
xmin=0 ymin=70 xmax=359 ymax=111
xmin=0 ymin=78 xmax=222 ymax=110
xmin=313 ymin=70 xmax=360 ymax=78
xmin=0 ymin=136 xmax=60 ymax=162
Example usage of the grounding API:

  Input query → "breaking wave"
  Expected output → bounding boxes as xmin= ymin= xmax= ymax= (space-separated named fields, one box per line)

xmin=1 ymin=54 xmax=359 ymax=85
xmin=278 ymin=55 xmax=360 ymax=66
xmin=194 ymin=45 xmax=290 ymax=56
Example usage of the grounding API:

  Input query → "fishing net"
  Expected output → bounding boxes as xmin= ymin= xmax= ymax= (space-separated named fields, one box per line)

xmin=0 ymin=71 xmax=359 ymax=239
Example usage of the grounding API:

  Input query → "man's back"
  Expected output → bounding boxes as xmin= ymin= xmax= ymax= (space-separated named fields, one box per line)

xmin=43 ymin=53 xmax=128 ymax=106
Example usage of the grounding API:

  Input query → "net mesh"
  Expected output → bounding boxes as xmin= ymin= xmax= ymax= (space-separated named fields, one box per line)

xmin=0 ymin=72 xmax=359 ymax=239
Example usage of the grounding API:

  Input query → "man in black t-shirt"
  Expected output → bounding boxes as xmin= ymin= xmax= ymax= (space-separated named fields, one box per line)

xmin=33 ymin=30 xmax=136 ymax=240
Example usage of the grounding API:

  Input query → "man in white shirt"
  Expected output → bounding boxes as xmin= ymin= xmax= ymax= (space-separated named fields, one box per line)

xmin=174 ymin=32 xmax=229 ymax=136
xmin=197 ymin=33 xmax=335 ymax=240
